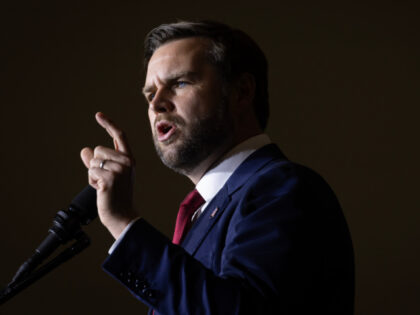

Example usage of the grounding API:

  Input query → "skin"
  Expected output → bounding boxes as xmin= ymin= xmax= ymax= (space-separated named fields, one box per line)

xmin=145 ymin=38 xmax=234 ymax=179
xmin=81 ymin=37 xmax=262 ymax=239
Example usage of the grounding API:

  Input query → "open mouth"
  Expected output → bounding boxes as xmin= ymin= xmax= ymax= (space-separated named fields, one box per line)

xmin=156 ymin=121 xmax=177 ymax=142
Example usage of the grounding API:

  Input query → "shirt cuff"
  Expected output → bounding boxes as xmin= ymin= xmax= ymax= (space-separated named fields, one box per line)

xmin=108 ymin=217 xmax=141 ymax=254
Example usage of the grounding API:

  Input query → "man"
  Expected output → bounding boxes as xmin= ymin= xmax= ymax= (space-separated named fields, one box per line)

xmin=80 ymin=21 xmax=354 ymax=314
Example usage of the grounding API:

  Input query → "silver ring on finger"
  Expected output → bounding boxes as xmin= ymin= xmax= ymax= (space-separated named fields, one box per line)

xmin=99 ymin=159 xmax=107 ymax=169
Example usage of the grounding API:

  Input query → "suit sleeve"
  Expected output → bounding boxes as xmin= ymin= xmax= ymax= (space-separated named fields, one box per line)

xmin=102 ymin=168 xmax=353 ymax=315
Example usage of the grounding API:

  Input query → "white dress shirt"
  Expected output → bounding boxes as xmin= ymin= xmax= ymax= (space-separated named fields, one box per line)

xmin=109 ymin=134 xmax=271 ymax=254
xmin=194 ymin=134 xmax=271 ymax=220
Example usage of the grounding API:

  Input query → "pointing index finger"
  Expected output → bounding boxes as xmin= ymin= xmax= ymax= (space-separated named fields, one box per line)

xmin=95 ymin=112 xmax=132 ymax=155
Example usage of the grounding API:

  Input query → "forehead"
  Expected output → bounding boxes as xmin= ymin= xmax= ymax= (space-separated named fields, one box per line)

xmin=145 ymin=37 xmax=213 ymax=82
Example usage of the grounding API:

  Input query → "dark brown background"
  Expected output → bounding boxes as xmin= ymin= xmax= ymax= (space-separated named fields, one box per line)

xmin=1 ymin=1 xmax=419 ymax=314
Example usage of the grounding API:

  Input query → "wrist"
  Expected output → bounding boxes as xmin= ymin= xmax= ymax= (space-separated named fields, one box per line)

xmin=102 ymin=212 xmax=139 ymax=240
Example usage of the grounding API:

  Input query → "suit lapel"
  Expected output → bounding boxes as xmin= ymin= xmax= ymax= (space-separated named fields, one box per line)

xmin=182 ymin=186 xmax=230 ymax=255
xmin=182 ymin=144 xmax=287 ymax=255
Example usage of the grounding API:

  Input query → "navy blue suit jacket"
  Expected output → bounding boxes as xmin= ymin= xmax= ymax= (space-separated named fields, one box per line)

xmin=102 ymin=144 xmax=354 ymax=314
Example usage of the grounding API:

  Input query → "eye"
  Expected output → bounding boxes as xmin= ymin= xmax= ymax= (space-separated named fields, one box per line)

xmin=174 ymin=81 xmax=188 ymax=88
xmin=147 ymin=92 xmax=155 ymax=102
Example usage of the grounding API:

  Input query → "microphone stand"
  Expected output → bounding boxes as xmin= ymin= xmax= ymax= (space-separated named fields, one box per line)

xmin=0 ymin=231 xmax=90 ymax=306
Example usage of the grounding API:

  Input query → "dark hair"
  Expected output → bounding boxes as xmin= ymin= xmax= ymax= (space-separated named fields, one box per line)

xmin=144 ymin=20 xmax=269 ymax=130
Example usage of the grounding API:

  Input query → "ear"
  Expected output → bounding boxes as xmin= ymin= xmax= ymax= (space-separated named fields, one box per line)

xmin=229 ymin=73 xmax=263 ymax=137
xmin=235 ymin=72 xmax=256 ymax=109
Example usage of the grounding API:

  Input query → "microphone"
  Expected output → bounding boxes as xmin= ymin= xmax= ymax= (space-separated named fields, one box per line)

xmin=10 ymin=185 xmax=97 ymax=284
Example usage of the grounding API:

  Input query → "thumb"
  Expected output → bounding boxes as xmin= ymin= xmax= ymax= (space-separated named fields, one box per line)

xmin=80 ymin=147 xmax=94 ymax=168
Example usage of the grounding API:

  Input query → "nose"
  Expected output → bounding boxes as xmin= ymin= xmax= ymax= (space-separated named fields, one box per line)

xmin=149 ymin=88 xmax=175 ymax=113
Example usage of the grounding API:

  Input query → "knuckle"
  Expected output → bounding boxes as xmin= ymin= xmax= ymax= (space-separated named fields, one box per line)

xmin=113 ymin=164 xmax=124 ymax=173
xmin=120 ymin=155 xmax=132 ymax=166
xmin=88 ymin=168 xmax=97 ymax=179
xmin=115 ymin=130 xmax=125 ymax=139
xmin=89 ymin=158 xmax=96 ymax=168
xmin=93 ymin=146 xmax=103 ymax=156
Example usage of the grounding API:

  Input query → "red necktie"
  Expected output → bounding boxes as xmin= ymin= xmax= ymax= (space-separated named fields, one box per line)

xmin=172 ymin=189 xmax=205 ymax=245
xmin=153 ymin=190 xmax=205 ymax=315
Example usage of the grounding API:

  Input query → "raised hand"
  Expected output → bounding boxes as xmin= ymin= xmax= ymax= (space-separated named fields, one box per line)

xmin=81 ymin=112 xmax=138 ymax=239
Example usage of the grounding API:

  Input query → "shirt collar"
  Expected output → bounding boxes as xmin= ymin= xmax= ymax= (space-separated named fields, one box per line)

xmin=195 ymin=134 xmax=271 ymax=203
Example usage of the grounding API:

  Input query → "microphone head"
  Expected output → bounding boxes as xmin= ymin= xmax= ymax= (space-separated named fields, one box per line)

xmin=70 ymin=185 xmax=97 ymax=225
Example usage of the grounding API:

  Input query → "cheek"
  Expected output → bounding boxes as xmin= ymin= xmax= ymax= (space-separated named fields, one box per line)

xmin=148 ymin=109 xmax=156 ymax=131
xmin=179 ymin=92 xmax=215 ymax=120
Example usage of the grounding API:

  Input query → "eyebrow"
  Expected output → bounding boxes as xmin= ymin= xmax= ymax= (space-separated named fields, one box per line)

xmin=142 ymin=71 xmax=199 ymax=95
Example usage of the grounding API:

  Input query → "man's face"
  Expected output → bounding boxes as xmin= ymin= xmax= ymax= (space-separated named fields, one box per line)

xmin=143 ymin=38 xmax=233 ymax=174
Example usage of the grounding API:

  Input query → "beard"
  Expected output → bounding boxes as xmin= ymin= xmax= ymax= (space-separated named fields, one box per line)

xmin=153 ymin=99 xmax=232 ymax=175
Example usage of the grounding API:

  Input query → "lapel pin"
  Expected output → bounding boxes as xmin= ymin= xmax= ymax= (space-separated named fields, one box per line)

xmin=210 ymin=207 xmax=219 ymax=218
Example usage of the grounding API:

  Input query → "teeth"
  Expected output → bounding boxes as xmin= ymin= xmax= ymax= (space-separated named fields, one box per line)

xmin=157 ymin=122 xmax=173 ymax=135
